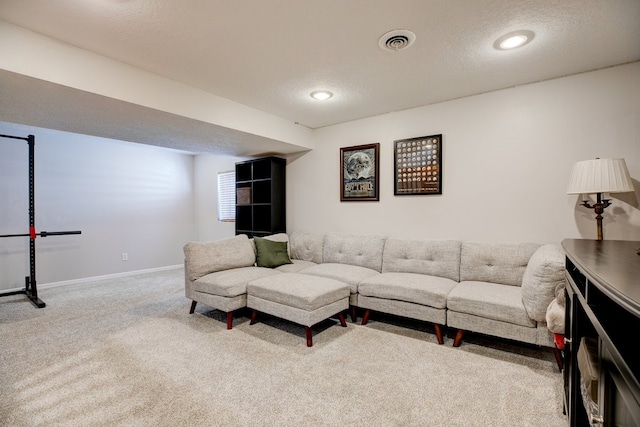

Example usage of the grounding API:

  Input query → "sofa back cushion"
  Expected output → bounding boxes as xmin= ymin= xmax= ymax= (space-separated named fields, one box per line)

xmin=183 ymin=234 xmax=256 ymax=281
xmin=521 ymin=244 xmax=565 ymax=322
xmin=322 ymin=232 xmax=386 ymax=272
xmin=382 ymin=239 xmax=461 ymax=282
xmin=289 ymin=231 xmax=324 ymax=264
xmin=460 ymin=242 xmax=540 ymax=286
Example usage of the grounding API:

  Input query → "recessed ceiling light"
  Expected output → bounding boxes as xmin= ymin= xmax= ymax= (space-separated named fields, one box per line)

xmin=310 ymin=90 xmax=333 ymax=101
xmin=494 ymin=30 xmax=534 ymax=50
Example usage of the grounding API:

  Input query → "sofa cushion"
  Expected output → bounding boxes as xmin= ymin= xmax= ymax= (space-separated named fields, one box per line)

xmin=247 ymin=273 xmax=349 ymax=311
xmin=299 ymin=263 xmax=380 ymax=294
xmin=447 ymin=281 xmax=536 ymax=327
xmin=382 ymin=239 xmax=461 ymax=282
xmin=459 ymin=242 xmax=540 ymax=287
xmin=359 ymin=272 xmax=457 ymax=309
xmin=521 ymin=244 xmax=565 ymax=322
xmin=322 ymin=232 xmax=386 ymax=271
xmin=289 ymin=231 xmax=324 ymax=264
xmin=193 ymin=266 xmax=281 ymax=297
xmin=275 ymin=259 xmax=318 ymax=273
xmin=183 ymin=235 xmax=256 ymax=282
xmin=254 ymin=237 xmax=293 ymax=268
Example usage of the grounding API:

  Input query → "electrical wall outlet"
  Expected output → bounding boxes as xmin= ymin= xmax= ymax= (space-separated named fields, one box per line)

xmin=122 ymin=252 xmax=128 ymax=261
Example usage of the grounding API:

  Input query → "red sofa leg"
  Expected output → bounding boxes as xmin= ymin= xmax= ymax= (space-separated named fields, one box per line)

xmin=434 ymin=323 xmax=444 ymax=345
xmin=553 ymin=348 xmax=563 ymax=371
xmin=226 ymin=312 xmax=233 ymax=330
xmin=339 ymin=313 xmax=347 ymax=327
xmin=305 ymin=327 xmax=313 ymax=347
xmin=361 ymin=309 xmax=371 ymax=325
xmin=453 ymin=329 xmax=465 ymax=347
xmin=249 ymin=310 xmax=258 ymax=325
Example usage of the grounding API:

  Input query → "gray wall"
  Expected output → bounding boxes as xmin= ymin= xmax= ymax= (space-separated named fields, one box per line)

xmin=0 ymin=123 xmax=195 ymax=290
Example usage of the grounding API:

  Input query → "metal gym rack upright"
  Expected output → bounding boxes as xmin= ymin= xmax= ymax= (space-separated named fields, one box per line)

xmin=0 ymin=133 xmax=81 ymax=308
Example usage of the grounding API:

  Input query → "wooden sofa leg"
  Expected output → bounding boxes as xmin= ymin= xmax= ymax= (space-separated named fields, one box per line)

xmin=189 ymin=300 xmax=197 ymax=314
xmin=553 ymin=347 xmax=563 ymax=372
xmin=350 ymin=306 xmax=357 ymax=323
xmin=361 ymin=309 xmax=371 ymax=325
xmin=453 ymin=329 xmax=465 ymax=347
xmin=226 ymin=312 xmax=234 ymax=330
xmin=434 ymin=324 xmax=444 ymax=345
xmin=305 ymin=327 xmax=313 ymax=347
xmin=339 ymin=313 xmax=347 ymax=327
xmin=249 ymin=310 xmax=258 ymax=325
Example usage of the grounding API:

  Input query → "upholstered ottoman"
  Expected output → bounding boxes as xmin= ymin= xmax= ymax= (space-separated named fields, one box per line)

xmin=246 ymin=273 xmax=350 ymax=347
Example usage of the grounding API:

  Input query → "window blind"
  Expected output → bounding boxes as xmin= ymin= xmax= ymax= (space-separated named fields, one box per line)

xmin=217 ymin=171 xmax=235 ymax=222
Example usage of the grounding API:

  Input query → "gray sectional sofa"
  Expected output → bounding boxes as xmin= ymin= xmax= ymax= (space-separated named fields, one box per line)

xmin=183 ymin=231 xmax=565 ymax=349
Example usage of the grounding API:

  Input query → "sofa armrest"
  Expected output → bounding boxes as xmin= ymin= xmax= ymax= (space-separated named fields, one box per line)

xmin=521 ymin=244 xmax=565 ymax=322
xmin=183 ymin=234 xmax=256 ymax=282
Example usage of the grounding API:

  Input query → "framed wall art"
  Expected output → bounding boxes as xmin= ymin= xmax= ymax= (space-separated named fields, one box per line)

xmin=340 ymin=143 xmax=380 ymax=201
xmin=394 ymin=134 xmax=442 ymax=195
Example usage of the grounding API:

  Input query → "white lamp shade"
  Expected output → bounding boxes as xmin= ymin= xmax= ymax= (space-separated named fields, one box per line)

xmin=567 ymin=158 xmax=634 ymax=194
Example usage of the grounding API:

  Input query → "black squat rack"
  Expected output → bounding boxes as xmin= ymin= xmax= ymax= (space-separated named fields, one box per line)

xmin=0 ymin=133 xmax=81 ymax=308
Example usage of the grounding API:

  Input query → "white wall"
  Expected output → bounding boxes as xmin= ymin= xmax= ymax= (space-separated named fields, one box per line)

xmin=2 ymin=63 xmax=638 ymax=292
xmin=0 ymin=122 xmax=195 ymax=290
xmin=286 ymin=63 xmax=640 ymax=245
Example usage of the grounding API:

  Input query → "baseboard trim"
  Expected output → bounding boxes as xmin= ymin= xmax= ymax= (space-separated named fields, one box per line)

xmin=2 ymin=265 xmax=183 ymax=293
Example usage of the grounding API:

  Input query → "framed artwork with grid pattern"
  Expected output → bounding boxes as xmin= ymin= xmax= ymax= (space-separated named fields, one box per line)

xmin=394 ymin=134 xmax=442 ymax=195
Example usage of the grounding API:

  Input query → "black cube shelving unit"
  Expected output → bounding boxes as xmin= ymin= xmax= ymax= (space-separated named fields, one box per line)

xmin=235 ymin=157 xmax=286 ymax=238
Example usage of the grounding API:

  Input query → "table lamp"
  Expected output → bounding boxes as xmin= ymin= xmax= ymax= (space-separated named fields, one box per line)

xmin=567 ymin=158 xmax=634 ymax=240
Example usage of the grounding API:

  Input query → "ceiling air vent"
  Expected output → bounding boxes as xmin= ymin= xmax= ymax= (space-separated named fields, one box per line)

xmin=379 ymin=29 xmax=416 ymax=52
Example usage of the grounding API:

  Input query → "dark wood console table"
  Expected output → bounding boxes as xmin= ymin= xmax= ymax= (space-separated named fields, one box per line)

xmin=562 ymin=239 xmax=640 ymax=426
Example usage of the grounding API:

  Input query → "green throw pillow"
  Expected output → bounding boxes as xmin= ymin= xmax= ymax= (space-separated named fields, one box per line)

xmin=254 ymin=237 xmax=293 ymax=268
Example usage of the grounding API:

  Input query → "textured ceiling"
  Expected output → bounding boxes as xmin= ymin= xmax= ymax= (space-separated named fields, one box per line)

xmin=1 ymin=0 xmax=639 ymax=152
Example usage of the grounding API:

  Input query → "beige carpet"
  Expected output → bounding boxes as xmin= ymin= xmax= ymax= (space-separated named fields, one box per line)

xmin=0 ymin=268 xmax=566 ymax=426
